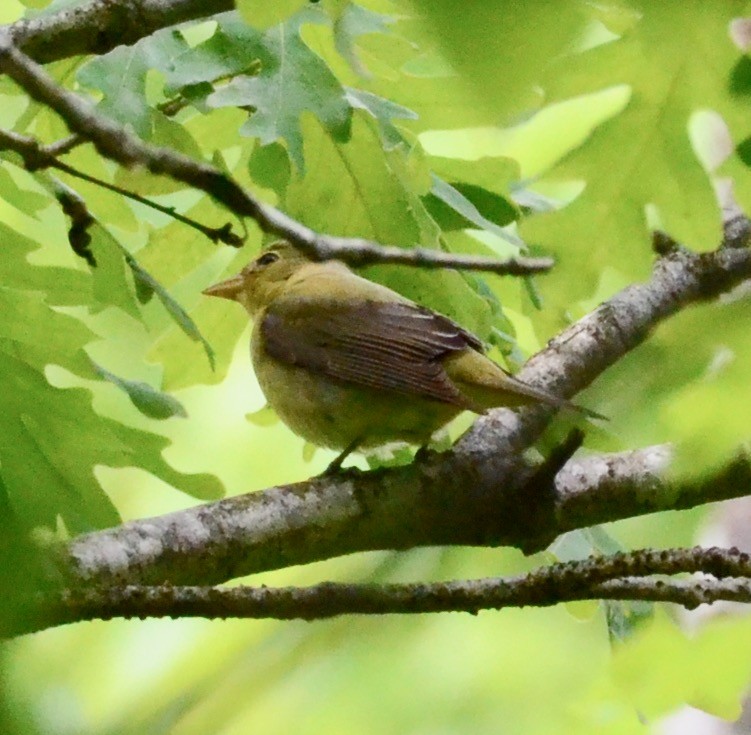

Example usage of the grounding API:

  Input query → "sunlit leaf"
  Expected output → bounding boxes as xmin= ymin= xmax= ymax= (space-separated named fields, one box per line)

xmin=237 ymin=0 xmax=308 ymax=29
xmin=169 ymin=11 xmax=352 ymax=172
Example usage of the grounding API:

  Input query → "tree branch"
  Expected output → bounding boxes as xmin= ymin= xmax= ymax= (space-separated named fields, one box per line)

xmin=19 ymin=546 xmax=751 ymax=636
xmin=57 ymin=443 xmax=751 ymax=588
xmin=54 ymin=221 xmax=751 ymax=589
xmin=0 ymin=127 xmax=244 ymax=247
xmin=556 ymin=446 xmax=751 ymax=532
xmin=0 ymin=31 xmax=553 ymax=275
xmin=10 ymin=0 xmax=234 ymax=65
xmin=43 ymin=133 xmax=83 ymax=158
xmin=9 ymin=0 xmax=751 ymax=614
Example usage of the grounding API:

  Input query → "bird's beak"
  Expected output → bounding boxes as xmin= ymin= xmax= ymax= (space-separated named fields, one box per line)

xmin=202 ymin=274 xmax=244 ymax=301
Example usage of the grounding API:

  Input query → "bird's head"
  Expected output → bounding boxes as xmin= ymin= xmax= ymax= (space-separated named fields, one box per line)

xmin=203 ymin=240 xmax=311 ymax=315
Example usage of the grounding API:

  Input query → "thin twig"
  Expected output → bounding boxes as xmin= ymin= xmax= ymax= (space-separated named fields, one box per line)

xmin=0 ymin=127 xmax=243 ymax=246
xmin=43 ymin=133 xmax=83 ymax=157
xmin=50 ymin=159 xmax=244 ymax=246
xmin=0 ymin=35 xmax=552 ymax=275
xmin=16 ymin=546 xmax=751 ymax=636
xmin=296 ymin=239 xmax=554 ymax=275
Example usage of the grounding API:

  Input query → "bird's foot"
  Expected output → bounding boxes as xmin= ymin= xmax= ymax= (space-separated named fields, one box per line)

xmin=414 ymin=445 xmax=436 ymax=463
xmin=318 ymin=436 xmax=364 ymax=477
xmin=319 ymin=463 xmax=363 ymax=479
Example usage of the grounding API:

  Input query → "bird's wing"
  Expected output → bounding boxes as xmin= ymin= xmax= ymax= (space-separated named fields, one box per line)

xmin=260 ymin=297 xmax=483 ymax=408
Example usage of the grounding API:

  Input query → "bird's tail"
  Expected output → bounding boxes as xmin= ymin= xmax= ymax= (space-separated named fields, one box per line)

xmin=445 ymin=351 xmax=607 ymax=420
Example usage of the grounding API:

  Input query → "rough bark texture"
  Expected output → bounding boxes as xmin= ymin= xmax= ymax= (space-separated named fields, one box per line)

xmin=58 ymin=239 xmax=751 ymax=588
xmin=12 ymin=0 xmax=234 ymax=64
xmin=3 ymin=2 xmax=751 ymax=632
xmin=15 ymin=546 xmax=751 ymax=636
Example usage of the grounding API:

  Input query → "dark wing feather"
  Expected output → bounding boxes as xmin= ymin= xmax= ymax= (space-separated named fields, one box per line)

xmin=260 ymin=298 xmax=483 ymax=408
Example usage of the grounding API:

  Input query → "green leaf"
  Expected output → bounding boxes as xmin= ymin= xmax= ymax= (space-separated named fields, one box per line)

xmin=245 ymin=404 xmax=279 ymax=427
xmin=0 ymin=162 xmax=49 ymax=216
xmin=333 ymin=3 xmax=395 ymax=75
xmin=0 ymin=285 xmax=221 ymax=533
xmin=425 ymin=174 xmax=521 ymax=246
xmin=286 ymin=109 xmax=433 ymax=240
xmin=613 ymin=614 xmax=751 ymax=720
xmin=207 ymin=13 xmax=351 ymax=171
xmin=92 ymin=363 xmax=188 ymax=420
xmin=0 ymin=360 xmax=119 ymax=533
xmin=0 ymin=223 xmax=91 ymax=306
xmin=77 ymin=29 xmax=190 ymax=138
xmin=413 ymin=0 xmax=588 ymax=120
xmin=248 ymin=141 xmax=292 ymax=195
xmin=88 ymin=224 xmax=142 ymax=319
xmin=345 ymin=87 xmax=416 ymax=147
xmin=605 ymin=599 xmax=655 ymax=646
xmin=660 ymin=300 xmax=751 ymax=479
xmin=284 ymin=112 xmax=494 ymax=337
xmin=237 ymin=0 xmax=308 ymax=29
xmin=427 ymin=154 xmax=520 ymax=206
xmin=522 ymin=4 xmax=745 ymax=306
xmin=585 ymin=291 xmax=751 ymax=482
xmin=122 ymin=247 xmax=216 ymax=370
xmin=138 ymin=193 xmax=253 ymax=389
xmin=169 ymin=11 xmax=351 ymax=172
xmin=0 ymin=217 xmax=226 ymax=530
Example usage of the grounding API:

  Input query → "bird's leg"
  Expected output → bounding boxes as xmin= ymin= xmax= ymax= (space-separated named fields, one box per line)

xmin=322 ymin=435 xmax=364 ymax=475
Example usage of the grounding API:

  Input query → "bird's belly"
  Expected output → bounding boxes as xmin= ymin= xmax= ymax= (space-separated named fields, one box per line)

xmin=252 ymin=338 xmax=459 ymax=450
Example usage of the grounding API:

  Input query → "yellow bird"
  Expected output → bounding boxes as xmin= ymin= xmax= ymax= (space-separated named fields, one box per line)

xmin=204 ymin=241 xmax=599 ymax=469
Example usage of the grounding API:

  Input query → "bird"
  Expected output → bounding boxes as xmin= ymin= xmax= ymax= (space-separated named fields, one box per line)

xmin=203 ymin=240 xmax=601 ymax=470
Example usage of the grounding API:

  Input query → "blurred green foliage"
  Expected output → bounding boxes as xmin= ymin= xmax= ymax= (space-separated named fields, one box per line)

xmin=1 ymin=0 xmax=751 ymax=733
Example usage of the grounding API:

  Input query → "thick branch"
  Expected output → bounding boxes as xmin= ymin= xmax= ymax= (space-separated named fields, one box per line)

xmin=57 ymin=226 xmax=751 ymax=588
xmin=21 ymin=546 xmax=751 ymax=636
xmin=10 ymin=0 xmax=233 ymax=64
xmin=59 ymin=444 xmax=751 ymax=587
xmin=9 ymin=1 xmax=751 ymax=592
xmin=556 ymin=446 xmax=751 ymax=531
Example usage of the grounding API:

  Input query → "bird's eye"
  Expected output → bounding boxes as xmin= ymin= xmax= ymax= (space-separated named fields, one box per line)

xmin=256 ymin=251 xmax=280 ymax=267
